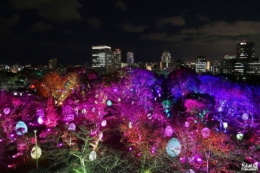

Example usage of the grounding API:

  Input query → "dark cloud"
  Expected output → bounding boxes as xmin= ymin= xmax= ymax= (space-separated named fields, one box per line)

xmin=115 ymin=1 xmax=127 ymax=11
xmin=0 ymin=13 xmax=20 ymax=27
xmin=123 ymin=23 xmax=147 ymax=32
xmin=87 ymin=18 xmax=102 ymax=29
xmin=197 ymin=15 xmax=209 ymax=22
xmin=140 ymin=32 xmax=187 ymax=42
xmin=180 ymin=21 xmax=260 ymax=37
xmin=32 ymin=21 xmax=53 ymax=32
xmin=157 ymin=16 xmax=186 ymax=27
xmin=12 ymin=0 xmax=83 ymax=23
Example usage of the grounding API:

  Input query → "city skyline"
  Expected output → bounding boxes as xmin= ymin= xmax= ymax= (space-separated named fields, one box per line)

xmin=1 ymin=0 xmax=260 ymax=65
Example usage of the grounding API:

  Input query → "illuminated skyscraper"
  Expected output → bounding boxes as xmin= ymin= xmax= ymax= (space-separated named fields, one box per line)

xmin=112 ymin=49 xmax=121 ymax=70
xmin=161 ymin=51 xmax=172 ymax=69
xmin=49 ymin=58 xmax=57 ymax=69
xmin=195 ymin=56 xmax=206 ymax=73
xmin=126 ymin=52 xmax=134 ymax=66
xmin=92 ymin=46 xmax=112 ymax=71
xmin=236 ymin=40 xmax=255 ymax=59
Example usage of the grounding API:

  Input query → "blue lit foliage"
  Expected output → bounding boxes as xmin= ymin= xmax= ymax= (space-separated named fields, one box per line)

xmin=198 ymin=74 xmax=259 ymax=131
xmin=162 ymin=100 xmax=172 ymax=117
xmin=167 ymin=68 xmax=200 ymax=101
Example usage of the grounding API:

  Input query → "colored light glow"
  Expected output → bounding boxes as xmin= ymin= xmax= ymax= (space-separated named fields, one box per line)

xmin=242 ymin=113 xmax=249 ymax=120
xmin=237 ymin=132 xmax=243 ymax=140
xmin=31 ymin=146 xmax=42 ymax=159
xmin=15 ymin=121 xmax=28 ymax=135
xmin=166 ymin=138 xmax=181 ymax=157
xmin=38 ymin=116 xmax=44 ymax=124
xmin=164 ymin=126 xmax=174 ymax=137
xmin=101 ymin=120 xmax=107 ymax=127
xmin=89 ymin=151 xmax=97 ymax=161
xmin=223 ymin=122 xmax=228 ymax=129
xmin=201 ymin=127 xmax=211 ymax=138
xmin=68 ymin=123 xmax=76 ymax=131
xmin=107 ymin=100 xmax=112 ymax=106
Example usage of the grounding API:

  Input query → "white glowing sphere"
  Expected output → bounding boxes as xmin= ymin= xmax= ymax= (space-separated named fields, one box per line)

xmin=38 ymin=116 xmax=44 ymax=124
xmin=237 ymin=132 xmax=243 ymax=140
xmin=166 ymin=138 xmax=181 ymax=157
xmin=242 ymin=113 xmax=249 ymax=121
xmin=89 ymin=151 xmax=97 ymax=161
xmin=164 ymin=126 xmax=174 ymax=137
xmin=129 ymin=122 xmax=133 ymax=129
xmin=101 ymin=120 xmax=107 ymax=127
xmin=186 ymin=169 xmax=195 ymax=173
xmin=31 ymin=146 xmax=42 ymax=159
xmin=223 ymin=122 xmax=228 ymax=129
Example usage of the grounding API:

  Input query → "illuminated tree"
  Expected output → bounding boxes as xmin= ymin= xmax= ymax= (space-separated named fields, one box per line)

xmin=167 ymin=67 xmax=200 ymax=101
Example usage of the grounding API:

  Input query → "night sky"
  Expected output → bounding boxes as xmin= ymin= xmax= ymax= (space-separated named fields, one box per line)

xmin=1 ymin=0 xmax=260 ymax=65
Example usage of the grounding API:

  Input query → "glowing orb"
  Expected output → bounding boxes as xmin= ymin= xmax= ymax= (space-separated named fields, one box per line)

xmin=201 ymin=127 xmax=211 ymax=138
xmin=237 ymin=132 xmax=243 ymax=140
xmin=118 ymin=98 xmax=121 ymax=102
xmin=166 ymin=138 xmax=181 ymax=157
xmin=82 ymin=109 xmax=87 ymax=114
xmin=68 ymin=123 xmax=76 ymax=131
xmin=184 ymin=121 xmax=190 ymax=127
xmin=31 ymin=146 xmax=42 ymax=159
xmin=38 ymin=116 xmax=44 ymax=124
xmin=129 ymin=122 xmax=133 ymax=129
xmin=15 ymin=121 xmax=28 ymax=135
xmin=89 ymin=151 xmax=97 ymax=161
xmin=107 ymin=100 xmax=112 ymax=106
xmin=242 ymin=113 xmax=249 ymax=121
xmin=101 ymin=120 xmax=107 ymax=127
xmin=186 ymin=169 xmax=195 ymax=173
xmin=164 ymin=126 xmax=174 ymax=137
xmin=223 ymin=122 xmax=228 ymax=129
xmin=3 ymin=108 xmax=10 ymax=115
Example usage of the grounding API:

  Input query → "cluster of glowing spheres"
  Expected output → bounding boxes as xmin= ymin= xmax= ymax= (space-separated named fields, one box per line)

xmin=166 ymin=138 xmax=181 ymax=157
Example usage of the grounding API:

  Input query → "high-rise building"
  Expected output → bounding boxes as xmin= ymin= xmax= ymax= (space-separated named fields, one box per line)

xmin=112 ymin=49 xmax=121 ymax=70
xmin=236 ymin=40 xmax=255 ymax=59
xmin=126 ymin=52 xmax=134 ymax=66
xmin=92 ymin=46 xmax=112 ymax=72
xmin=195 ymin=56 xmax=207 ymax=73
xmin=161 ymin=51 xmax=172 ymax=69
xmin=49 ymin=58 xmax=57 ymax=69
